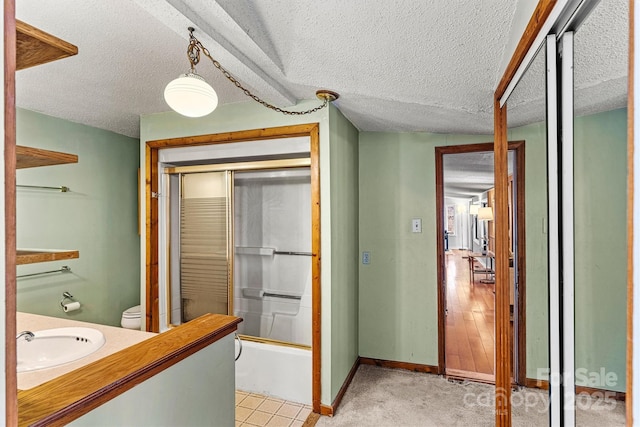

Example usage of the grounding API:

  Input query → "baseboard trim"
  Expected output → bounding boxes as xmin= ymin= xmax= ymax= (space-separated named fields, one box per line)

xmin=576 ymin=385 xmax=626 ymax=401
xmin=524 ymin=378 xmax=549 ymax=390
xmin=359 ymin=357 xmax=440 ymax=374
xmin=331 ymin=357 xmax=361 ymax=415
xmin=320 ymin=356 xmax=362 ymax=416
xmin=320 ymin=357 xmax=439 ymax=416
xmin=524 ymin=378 xmax=626 ymax=401
xmin=320 ymin=405 xmax=333 ymax=416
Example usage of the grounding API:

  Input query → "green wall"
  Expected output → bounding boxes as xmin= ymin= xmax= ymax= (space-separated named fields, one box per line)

xmin=574 ymin=108 xmax=627 ymax=392
xmin=70 ymin=334 xmax=235 ymax=426
xmin=140 ymin=100 xmax=354 ymax=406
xmin=16 ymin=108 xmax=140 ymax=327
xmin=357 ymin=128 xmax=548 ymax=374
xmin=356 ymin=108 xmax=626 ymax=391
xmin=139 ymin=99 xmax=626 ymax=400
xmin=329 ymin=106 xmax=359 ymax=401
xmin=358 ymin=132 xmax=500 ymax=363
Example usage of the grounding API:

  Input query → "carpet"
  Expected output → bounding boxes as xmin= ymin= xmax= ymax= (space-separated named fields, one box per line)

xmin=316 ymin=365 xmax=625 ymax=427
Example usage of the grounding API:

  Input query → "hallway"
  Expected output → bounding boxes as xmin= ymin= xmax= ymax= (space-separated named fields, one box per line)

xmin=445 ymin=250 xmax=495 ymax=378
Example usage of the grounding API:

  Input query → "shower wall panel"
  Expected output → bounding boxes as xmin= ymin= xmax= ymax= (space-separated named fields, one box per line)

xmin=234 ymin=168 xmax=312 ymax=346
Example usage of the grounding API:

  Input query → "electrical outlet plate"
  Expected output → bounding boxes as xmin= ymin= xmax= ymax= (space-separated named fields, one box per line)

xmin=362 ymin=251 xmax=370 ymax=264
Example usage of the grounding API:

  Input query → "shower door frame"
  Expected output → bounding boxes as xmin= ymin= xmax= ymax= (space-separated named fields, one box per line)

xmin=165 ymin=160 xmax=314 ymax=348
xmin=145 ymin=124 xmax=322 ymax=412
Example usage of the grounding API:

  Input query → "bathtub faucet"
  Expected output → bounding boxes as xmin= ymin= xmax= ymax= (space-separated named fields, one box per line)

xmin=16 ymin=331 xmax=35 ymax=342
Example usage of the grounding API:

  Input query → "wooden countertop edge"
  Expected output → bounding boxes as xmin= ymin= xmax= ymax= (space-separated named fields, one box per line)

xmin=18 ymin=314 xmax=242 ymax=427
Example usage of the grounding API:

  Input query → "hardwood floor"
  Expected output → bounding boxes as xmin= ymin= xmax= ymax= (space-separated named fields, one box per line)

xmin=445 ymin=249 xmax=495 ymax=378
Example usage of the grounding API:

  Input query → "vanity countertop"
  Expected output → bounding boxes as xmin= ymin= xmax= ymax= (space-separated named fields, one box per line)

xmin=17 ymin=312 xmax=156 ymax=390
xmin=18 ymin=312 xmax=241 ymax=427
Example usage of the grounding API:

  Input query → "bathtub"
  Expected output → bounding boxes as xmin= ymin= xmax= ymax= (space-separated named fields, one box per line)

xmin=235 ymin=338 xmax=312 ymax=405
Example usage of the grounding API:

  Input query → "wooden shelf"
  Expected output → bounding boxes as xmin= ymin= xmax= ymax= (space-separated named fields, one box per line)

xmin=17 ymin=145 xmax=78 ymax=169
xmin=16 ymin=20 xmax=78 ymax=71
xmin=17 ymin=250 xmax=79 ymax=265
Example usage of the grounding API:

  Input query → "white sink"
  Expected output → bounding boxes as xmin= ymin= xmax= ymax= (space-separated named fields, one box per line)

xmin=17 ymin=327 xmax=106 ymax=373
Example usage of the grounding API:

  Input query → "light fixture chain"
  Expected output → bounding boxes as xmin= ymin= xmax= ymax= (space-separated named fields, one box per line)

xmin=194 ymin=39 xmax=329 ymax=115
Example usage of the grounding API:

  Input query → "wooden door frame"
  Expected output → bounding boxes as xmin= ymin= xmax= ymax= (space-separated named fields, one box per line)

xmin=144 ymin=123 xmax=322 ymax=412
xmin=493 ymin=1 xmax=557 ymax=424
xmin=5 ymin=0 xmax=17 ymax=424
xmin=435 ymin=141 xmax=526 ymax=385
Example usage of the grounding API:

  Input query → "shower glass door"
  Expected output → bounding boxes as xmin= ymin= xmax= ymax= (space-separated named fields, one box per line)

xmin=233 ymin=168 xmax=312 ymax=347
xmin=178 ymin=171 xmax=231 ymax=322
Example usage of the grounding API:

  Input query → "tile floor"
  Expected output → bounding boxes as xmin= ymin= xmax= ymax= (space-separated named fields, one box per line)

xmin=235 ymin=390 xmax=313 ymax=427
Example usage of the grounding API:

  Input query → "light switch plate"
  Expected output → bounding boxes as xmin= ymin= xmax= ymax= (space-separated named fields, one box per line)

xmin=412 ymin=218 xmax=422 ymax=233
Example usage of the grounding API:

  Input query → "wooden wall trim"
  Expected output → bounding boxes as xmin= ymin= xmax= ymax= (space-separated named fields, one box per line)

xmin=494 ymin=99 xmax=511 ymax=425
xmin=4 ymin=0 xmax=16 ymax=425
xmin=146 ymin=124 xmax=319 ymax=149
xmin=575 ymin=386 xmax=626 ymax=402
xmin=320 ymin=357 xmax=361 ymax=417
xmin=435 ymin=147 xmax=445 ymax=374
xmin=144 ymin=143 xmax=153 ymax=331
xmin=359 ymin=357 xmax=439 ymax=374
xmin=309 ymin=125 xmax=322 ymax=414
xmin=627 ymin=1 xmax=635 ymax=426
xmin=524 ymin=378 xmax=627 ymax=401
xmin=18 ymin=314 xmax=241 ymax=427
xmin=320 ymin=405 xmax=333 ymax=416
xmin=495 ymin=0 xmax=558 ymax=100
xmin=144 ymin=123 xmax=323 ymax=413
xmin=524 ymin=377 xmax=549 ymax=390
xmin=494 ymin=1 xmax=560 ymax=424
xmin=435 ymin=140 xmax=526 ymax=387
xmin=331 ymin=357 xmax=360 ymax=415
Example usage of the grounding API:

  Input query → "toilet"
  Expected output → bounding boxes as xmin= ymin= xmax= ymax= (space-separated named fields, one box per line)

xmin=121 ymin=305 xmax=141 ymax=330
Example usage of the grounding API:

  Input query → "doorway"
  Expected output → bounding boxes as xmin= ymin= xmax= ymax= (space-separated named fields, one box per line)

xmin=435 ymin=141 xmax=526 ymax=385
xmin=145 ymin=124 xmax=323 ymax=411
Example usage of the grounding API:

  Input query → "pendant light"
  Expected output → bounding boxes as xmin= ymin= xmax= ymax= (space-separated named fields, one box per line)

xmin=164 ymin=27 xmax=338 ymax=117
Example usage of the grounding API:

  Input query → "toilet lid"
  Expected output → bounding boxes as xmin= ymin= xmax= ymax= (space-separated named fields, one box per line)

xmin=123 ymin=305 xmax=141 ymax=318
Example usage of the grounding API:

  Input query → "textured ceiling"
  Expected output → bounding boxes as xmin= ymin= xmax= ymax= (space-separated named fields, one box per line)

xmin=444 ymin=152 xmax=497 ymax=199
xmin=443 ymin=151 xmax=514 ymax=199
xmin=15 ymin=0 xmax=628 ymax=199
xmin=16 ymin=0 xmax=523 ymax=138
xmin=508 ymin=0 xmax=628 ymax=127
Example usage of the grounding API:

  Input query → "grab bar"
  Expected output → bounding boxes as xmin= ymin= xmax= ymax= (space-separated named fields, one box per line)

xmin=235 ymin=247 xmax=313 ymax=257
xmin=17 ymin=265 xmax=71 ymax=279
xmin=273 ymin=251 xmax=313 ymax=257
xmin=263 ymin=292 xmax=302 ymax=300
xmin=17 ymin=184 xmax=69 ymax=192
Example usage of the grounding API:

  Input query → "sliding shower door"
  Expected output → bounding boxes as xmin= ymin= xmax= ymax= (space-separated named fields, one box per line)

xmin=178 ymin=172 xmax=231 ymax=322
xmin=168 ymin=164 xmax=312 ymax=347
xmin=233 ymin=168 xmax=312 ymax=347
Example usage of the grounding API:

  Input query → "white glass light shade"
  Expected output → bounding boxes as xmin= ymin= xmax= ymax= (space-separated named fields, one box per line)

xmin=478 ymin=206 xmax=494 ymax=221
xmin=164 ymin=73 xmax=218 ymax=117
xmin=469 ymin=204 xmax=480 ymax=215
